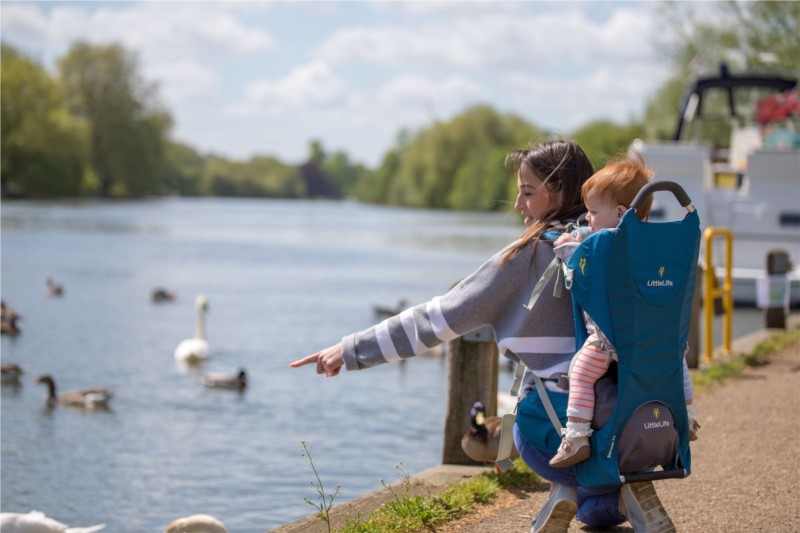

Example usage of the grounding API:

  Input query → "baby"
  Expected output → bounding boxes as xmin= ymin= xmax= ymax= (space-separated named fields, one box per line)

xmin=548 ymin=155 xmax=699 ymax=468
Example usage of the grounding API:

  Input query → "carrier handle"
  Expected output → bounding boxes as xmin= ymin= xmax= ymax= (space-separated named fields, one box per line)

xmin=631 ymin=181 xmax=694 ymax=214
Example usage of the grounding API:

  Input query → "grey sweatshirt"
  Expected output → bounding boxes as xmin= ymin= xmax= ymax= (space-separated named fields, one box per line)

xmin=341 ymin=239 xmax=576 ymax=380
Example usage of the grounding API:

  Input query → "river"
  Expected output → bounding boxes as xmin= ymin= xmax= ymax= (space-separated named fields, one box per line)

xmin=0 ymin=197 xmax=766 ymax=532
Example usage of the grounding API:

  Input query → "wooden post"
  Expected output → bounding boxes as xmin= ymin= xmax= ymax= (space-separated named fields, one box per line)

xmin=441 ymin=330 xmax=498 ymax=465
xmin=686 ymin=264 xmax=702 ymax=369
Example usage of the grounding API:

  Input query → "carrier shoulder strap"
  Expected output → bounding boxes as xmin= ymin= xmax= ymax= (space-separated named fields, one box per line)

xmin=532 ymin=373 xmax=564 ymax=436
xmin=523 ymin=224 xmax=578 ymax=310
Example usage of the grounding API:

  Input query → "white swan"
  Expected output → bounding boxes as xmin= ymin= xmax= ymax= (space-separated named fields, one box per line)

xmin=174 ymin=295 xmax=210 ymax=363
xmin=0 ymin=510 xmax=105 ymax=532
xmin=163 ymin=514 xmax=228 ymax=533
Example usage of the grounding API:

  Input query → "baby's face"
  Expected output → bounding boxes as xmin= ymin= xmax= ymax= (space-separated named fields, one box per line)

xmin=585 ymin=190 xmax=624 ymax=232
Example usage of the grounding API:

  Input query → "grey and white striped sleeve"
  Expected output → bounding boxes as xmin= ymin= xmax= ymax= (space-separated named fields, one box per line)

xmin=341 ymin=249 xmax=521 ymax=371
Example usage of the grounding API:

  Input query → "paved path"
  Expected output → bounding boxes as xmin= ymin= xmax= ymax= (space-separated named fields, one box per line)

xmin=440 ymin=342 xmax=800 ymax=533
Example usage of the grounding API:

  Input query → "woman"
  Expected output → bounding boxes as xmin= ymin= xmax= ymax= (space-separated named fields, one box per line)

xmin=291 ymin=139 xmax=671 ymax=532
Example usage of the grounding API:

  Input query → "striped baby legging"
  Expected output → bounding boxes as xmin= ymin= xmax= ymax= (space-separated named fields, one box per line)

xmin=566 ymin=331 xmax=613 ymax=420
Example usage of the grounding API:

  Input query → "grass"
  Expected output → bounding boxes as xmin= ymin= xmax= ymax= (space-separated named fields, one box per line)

xmin=335 ymin=458 xmax=537 ymax=533
xmin=304 ymin=326 xmax=799 ymax=533
xmin=692 ymin=326 xmax=800 ymax=392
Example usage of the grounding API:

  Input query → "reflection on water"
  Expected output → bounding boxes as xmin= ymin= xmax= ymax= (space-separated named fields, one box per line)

xmin=0 ymin=198 xmax=770 ymax=532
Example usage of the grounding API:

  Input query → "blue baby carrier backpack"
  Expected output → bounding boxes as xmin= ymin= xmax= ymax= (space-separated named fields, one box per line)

xmin=506 ymin=181 xmax=701 ymax=489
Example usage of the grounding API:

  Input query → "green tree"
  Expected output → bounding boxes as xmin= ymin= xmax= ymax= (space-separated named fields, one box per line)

xmin=162 ymin=141 xmax=205 ymax=196
xmin=1 ymin=43 xmax=89 ymax=197
xmin=376 ymin=105 xmax=541 ymax=211
xmin=58 ymin=41 xmax=172 ymax=197
xmin=569 ymin=120 xmax=647 ymax=171
xmin=247 ymin=155 xmax=305 ymax=198
xmin=197 ymin=153 xmax=303 ymax=198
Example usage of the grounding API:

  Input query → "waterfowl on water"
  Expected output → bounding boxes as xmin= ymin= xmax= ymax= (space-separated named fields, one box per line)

xmin=1 ymin=363 xmax=25 ymax=384
xmin=163 ymin=514 xmax=228 ymax=533
xmin=33 ymin=374 xmax=114 ymax=409
xmin=460 ymin=400 xmax=519 ymax=464
xmin=372 ymin=298 xmax=408 ymax=319
xmin=174 ymin=295 xmax=211 ymax=364
xmin=151 ymin=288 xmax=176 ymax=302
xmin=0 ymin=510 xmax=105 ymax=532
xmin=45 ymin=277 xmax=64 ymax=297
xmin=1 ymin=300 xmax=22 ymax=335
xmin=202 ymin=368 xmax=247 ymax=390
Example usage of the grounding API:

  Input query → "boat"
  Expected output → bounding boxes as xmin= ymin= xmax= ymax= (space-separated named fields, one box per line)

xmin=629 ymin=64 xmax=799 ymax=307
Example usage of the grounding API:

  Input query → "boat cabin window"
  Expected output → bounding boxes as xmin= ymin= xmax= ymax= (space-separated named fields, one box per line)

xmin=681 ymin=85 xmax=799 ymax=167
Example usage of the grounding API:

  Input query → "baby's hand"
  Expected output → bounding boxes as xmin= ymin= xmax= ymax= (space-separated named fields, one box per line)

xmin=554 ymin=233 xmax=579 ymax=247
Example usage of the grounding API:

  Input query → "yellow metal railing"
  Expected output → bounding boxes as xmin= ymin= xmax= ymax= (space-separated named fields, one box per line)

xmin=704 ymin=227 xmax=733 ymax=363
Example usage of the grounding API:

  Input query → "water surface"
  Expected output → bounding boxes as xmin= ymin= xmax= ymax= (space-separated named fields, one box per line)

xmin=0 ymin=197 xmax=766 ymax=531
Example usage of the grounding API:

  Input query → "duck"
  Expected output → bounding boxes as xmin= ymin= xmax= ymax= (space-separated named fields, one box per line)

xmin=1 ymin=363 xmax=24 ymax=384
xmin=151 ymin=288 xmax=176 ymax=303
xmin=33 ymin=374 xmax=114 ymax=409
xmin=1 ymin=300 xmax=22 ymax=335
xmin=163 ymin=514 xmax=228 ymax=533
xmin=461 ymin=400 xmax=519 ymax=464
xmin=372 ymin=298 xmax=408 ymax=319
xmin=202 ymin=368 xmax=247 ymax=390
xmin=174 ymin=294 xmax=211 ymax=364
xmin=0 ymin=510 xmax=105 ymax=532
xmin=45 ymin=277 xmax=64 ymax=297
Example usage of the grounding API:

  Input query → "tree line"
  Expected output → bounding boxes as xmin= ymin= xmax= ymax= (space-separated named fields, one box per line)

xmin=1 ymin=1 xmax=797 ymax=210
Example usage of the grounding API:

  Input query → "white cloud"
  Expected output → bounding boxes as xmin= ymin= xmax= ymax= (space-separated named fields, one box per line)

xmin=504 ymin=62 xmax=669 ymax=132
xmin=1 ymin=2 xmax=274 ymax=65
xmin=379 ymin=75 xmax=485 ymax=110
xmin=231 ymin=61 xmax=353 ymax=116
xmin=144 ymin=62 xmax=220 ymax=103
xmin=314 ymin=5 xmax=657 ymax=70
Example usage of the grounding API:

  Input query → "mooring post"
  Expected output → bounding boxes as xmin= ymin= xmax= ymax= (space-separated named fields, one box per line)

xmin=765 ymin=249 xmax=791 ymax=329
xmin=441 ymin=325 xmax=498 ymax=465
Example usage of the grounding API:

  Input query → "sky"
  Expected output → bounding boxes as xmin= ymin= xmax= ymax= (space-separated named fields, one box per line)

xmin=1 ymin=1 xmax=677 ymax=167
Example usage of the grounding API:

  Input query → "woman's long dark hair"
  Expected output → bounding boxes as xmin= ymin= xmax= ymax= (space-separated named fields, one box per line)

xmin=501 ymin=139 xmax=594 ymax=265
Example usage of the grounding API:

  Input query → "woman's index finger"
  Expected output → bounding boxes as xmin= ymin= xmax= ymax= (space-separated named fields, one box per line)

xmin=289 ymin=353 xmax=319 ymax=367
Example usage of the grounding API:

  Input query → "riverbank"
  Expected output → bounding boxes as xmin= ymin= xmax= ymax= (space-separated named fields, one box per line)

xmin=270 ymin=313 xmax=800 ymax=532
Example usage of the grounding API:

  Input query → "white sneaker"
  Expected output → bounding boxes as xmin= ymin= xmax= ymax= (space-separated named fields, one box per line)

xmin=620 ymin=481 xmax=676 ymax=532
xmin=530 ymin=484 xmax=578 ymax=533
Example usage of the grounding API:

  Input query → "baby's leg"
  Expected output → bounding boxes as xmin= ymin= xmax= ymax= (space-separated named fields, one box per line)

xmin=550 ymin=336 xmax=612 ymax=468
xmin=567 ymin=337 xmax=612 ymax=422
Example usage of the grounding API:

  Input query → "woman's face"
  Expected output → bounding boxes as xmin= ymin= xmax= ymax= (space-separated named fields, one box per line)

xmin=514 ymin=165 xmax=553 ymax=226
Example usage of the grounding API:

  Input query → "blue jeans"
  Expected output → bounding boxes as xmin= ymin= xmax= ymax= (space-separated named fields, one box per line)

xmin=513 ymin=423 xmax=625 ymax=528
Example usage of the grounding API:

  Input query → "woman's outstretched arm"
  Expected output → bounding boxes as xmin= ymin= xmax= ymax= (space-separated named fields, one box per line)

xmin=290 ymin=344 xmax=343 ymax=377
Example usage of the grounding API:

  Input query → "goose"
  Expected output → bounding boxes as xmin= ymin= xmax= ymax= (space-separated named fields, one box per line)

xmin=372 ymin=298 xmax=407 ymax=319
xmin=151 ymin=288 xmax=176 ymax=303
xmin=174 ymin=295 xmax=210 ymax=364
xmin=33 ymin=374 xmax=113 ymax=409
xmin=1 ymin=314 xmax=21 ymax=335
xmin=1 ymin=363 xmax=24 ymax=384
xmin=163 ymin=514 xmax=228 ymax=533
xmin=202 ymin=368 xmax=247 ymax=390
xmin=45 ymin=277 xmax=64 ymax=297
xmin=1 ymin=300 xmax=22 ymax=335
xmin=0 ymin=510 xmax=105 ymax=532
xmin=461 ymin=400 xmax=519 ymax=464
